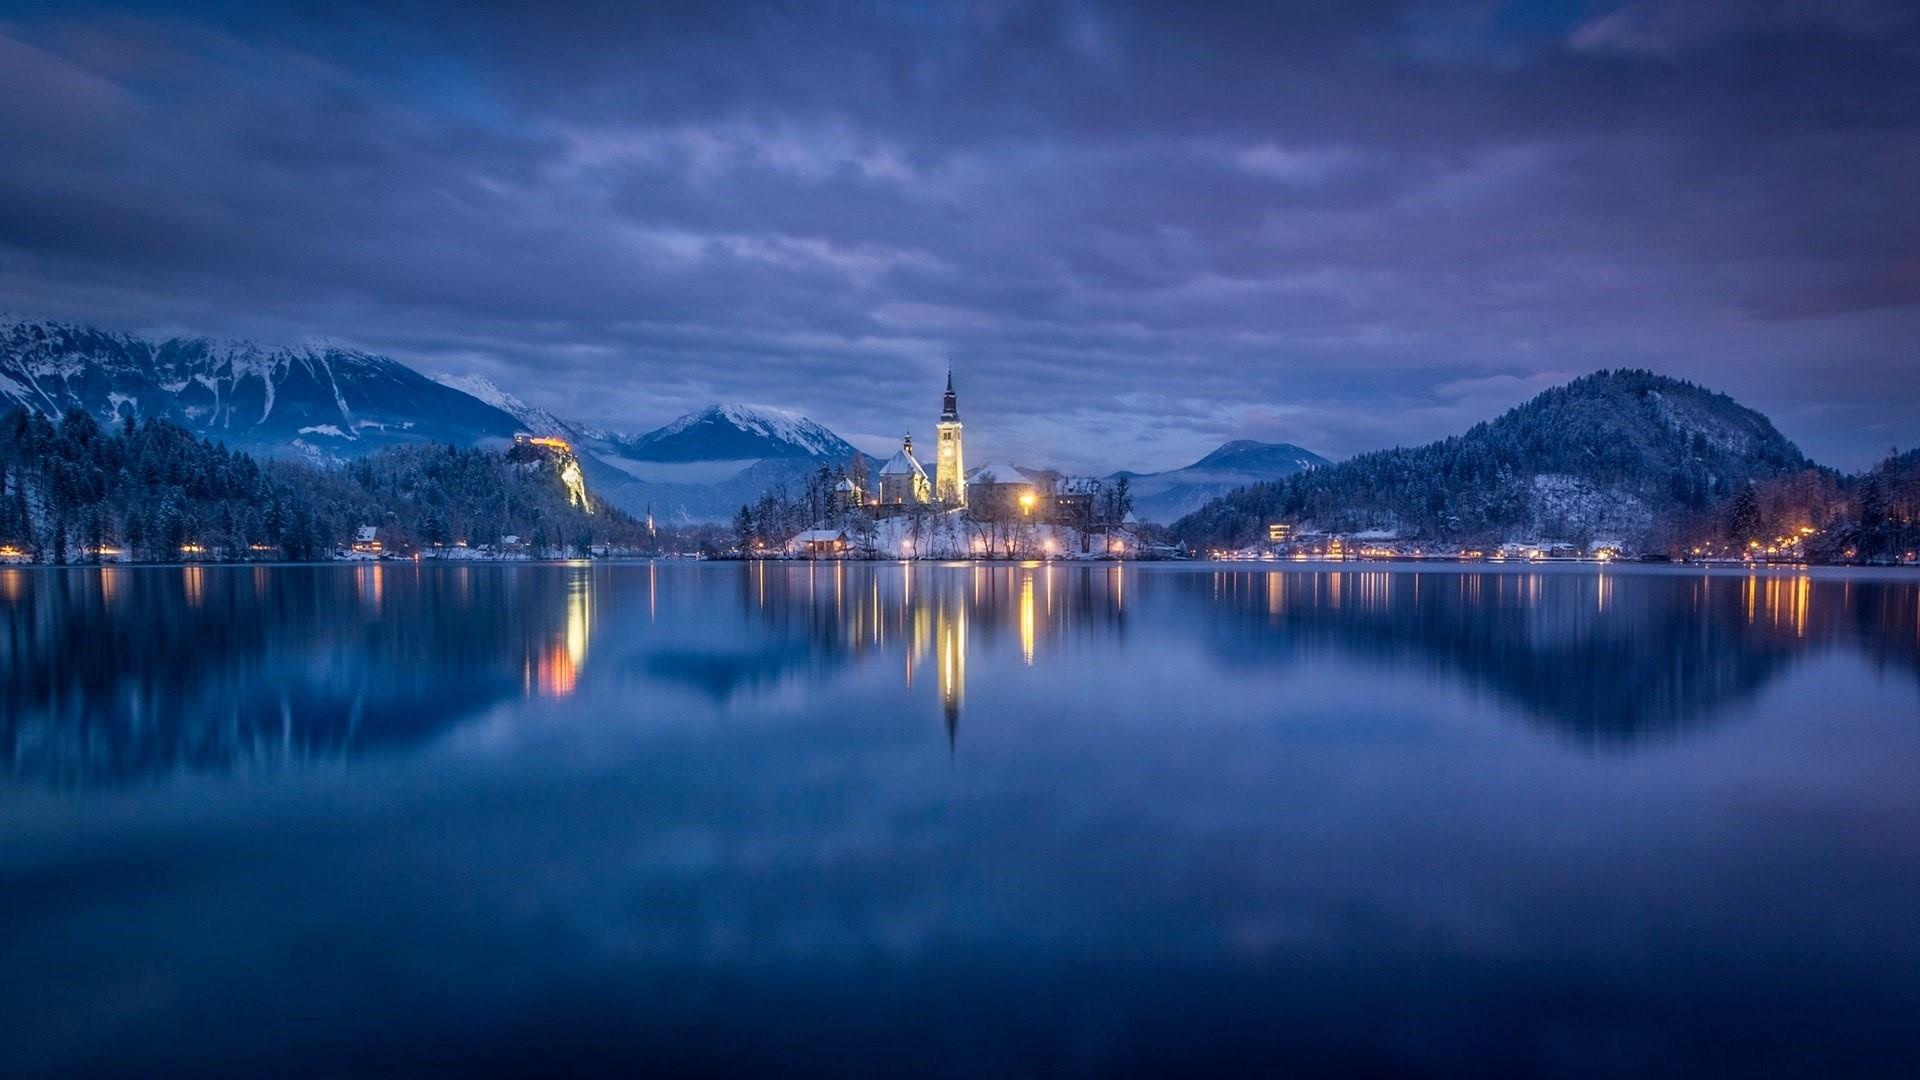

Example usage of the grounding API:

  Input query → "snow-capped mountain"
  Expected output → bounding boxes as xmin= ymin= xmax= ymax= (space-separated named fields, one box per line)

xmin=0 ymin=318 xmax=806 ymax=526
xmin=583 ymin=405 xmax=871 ymax=522
xmin=432 ymin=372 xmax=591 ymax=441
xmin=0 ymin=319 xmax=522 ymax=457
xmin=1116 ymin=440 xmax=1328 ymax=523
xmin=0 ymin=319 xmax=885 ymax=524
xmin=619 ymin=404 xmax=862 ymax=462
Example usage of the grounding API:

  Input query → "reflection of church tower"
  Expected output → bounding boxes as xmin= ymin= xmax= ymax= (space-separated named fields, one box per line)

xmin=937 ymin=599 xmax=966 ymax=751
xmin=935 ymin=369 xmax=966 ymax=507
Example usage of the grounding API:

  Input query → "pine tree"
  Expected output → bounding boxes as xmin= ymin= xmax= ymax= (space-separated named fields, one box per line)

xmin=1725 ymin=484 xmax=1762 ymax=546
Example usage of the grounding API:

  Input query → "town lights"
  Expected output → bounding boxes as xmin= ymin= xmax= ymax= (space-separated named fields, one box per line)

xmin=1019 ymin=492 xmax=1036 ymax=514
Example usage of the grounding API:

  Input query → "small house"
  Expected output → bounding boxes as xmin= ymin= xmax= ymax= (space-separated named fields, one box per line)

xmin=787 ymin=528 xmax=852 ymax=557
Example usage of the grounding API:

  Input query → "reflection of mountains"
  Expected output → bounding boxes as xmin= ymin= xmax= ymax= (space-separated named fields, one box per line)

xmin=1186 ymin=568 xmax=1920 ymax=744
xmin=0 ymin=564 xmax=594 ymax=785
xmin=13 ymin=562 xmax=1914 ymax=782
xmin=719 ymin=563 xmax=1920 ymax=747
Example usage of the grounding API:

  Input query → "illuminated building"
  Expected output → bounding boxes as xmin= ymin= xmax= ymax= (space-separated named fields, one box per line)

xmin=788 ymin=528 xmax=851 ymax=557
xmin=512 ymin=433 xmax=592 ymax=512
xmin=935 ymin=369 xmax=966 ymax=507
xmin=966 ymin=461 xmax=1044 ymax=517
xmin=831 ymin=477 xmax=865 ymax=512
xmin=878 ymin=434 xmax=933 ymax=505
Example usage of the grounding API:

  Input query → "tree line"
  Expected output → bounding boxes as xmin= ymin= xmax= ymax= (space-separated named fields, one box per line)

xmin=728 ymin=457 xmax=1138 ymax=557
xmin=1171 ymin=369 xmax=1823 ymax=553
xmin=0 ymin=407 xmax=651 ymax=561
xmin=1722 ymin=448 xmax=1920 ymax=562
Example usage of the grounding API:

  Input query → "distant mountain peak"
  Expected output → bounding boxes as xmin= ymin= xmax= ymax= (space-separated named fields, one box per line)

xmin=432 ymin=372 xmax=576 ymax=440
xmin=0 ymin=319 xmax=522 ymax=459
xmin=1189 ymin=439 xmax=1328 ymax=472
xmin=624 ymin=403 xmax=859 ymax=462
xmin=1172 ymin=367 xmax=1813 ymax=546
xmin=1117 ymin=439 xmax=1329 ymax=523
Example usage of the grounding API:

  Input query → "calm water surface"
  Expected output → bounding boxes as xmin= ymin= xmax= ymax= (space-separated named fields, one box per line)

xmin=3 ymin=561 xmax=1919 ymax=1076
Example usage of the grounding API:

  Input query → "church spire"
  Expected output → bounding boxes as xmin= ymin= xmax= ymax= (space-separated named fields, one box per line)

xmin=934 ymin=367 xmax=966 ymax=507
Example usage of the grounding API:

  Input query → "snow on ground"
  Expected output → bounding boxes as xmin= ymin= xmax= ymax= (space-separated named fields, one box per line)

xmin=1529 ymin=474 xmax=1654 ymax=540
xmin=852 ymin=510 xmax=1134 ymax=559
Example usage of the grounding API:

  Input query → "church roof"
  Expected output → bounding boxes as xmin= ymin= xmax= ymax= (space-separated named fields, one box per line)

xmin=967 ymin=462 xmax=1037 ymax=484
xmin=880 ymin=447 xmax=928 ymax=478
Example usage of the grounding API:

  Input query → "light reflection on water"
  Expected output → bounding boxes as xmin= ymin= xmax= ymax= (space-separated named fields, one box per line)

xmin=1 ymin=562 xmax=1918 ymax=1075
xmin=1 ymin=561 xmax=1917 ymax=780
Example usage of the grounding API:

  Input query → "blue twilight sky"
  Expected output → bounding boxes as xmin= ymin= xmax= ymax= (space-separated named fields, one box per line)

xmin=0 ymin=0 xmax=1915 ymax=472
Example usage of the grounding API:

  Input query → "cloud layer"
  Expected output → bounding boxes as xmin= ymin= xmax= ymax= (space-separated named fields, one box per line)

xmin=1 ymin=0 xmax=1916 ymax=470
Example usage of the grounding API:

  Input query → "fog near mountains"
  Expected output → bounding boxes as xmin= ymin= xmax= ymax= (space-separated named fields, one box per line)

xmin=0 ymin=4 xmax=1915 ymax=471
xmin=1119 ymin=441 xmax=1329 ymax=524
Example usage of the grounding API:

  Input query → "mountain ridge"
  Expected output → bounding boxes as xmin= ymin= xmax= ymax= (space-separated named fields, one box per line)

xmin=1172 ymin=369 xmax=1813 ymax=549
xmin=0 ymin=319 xmax=882 ymax=523
xmin=1115 ymin=439 xmax=1329 ymax=523
xmin=0 ymin=318 xmax=524 ymax=458
xmin=619 ymin=403 xmax=863 ymax=463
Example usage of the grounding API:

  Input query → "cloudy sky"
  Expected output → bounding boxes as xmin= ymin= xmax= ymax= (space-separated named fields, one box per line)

xmin=0 ymin=1 xmax=1915 ymax=471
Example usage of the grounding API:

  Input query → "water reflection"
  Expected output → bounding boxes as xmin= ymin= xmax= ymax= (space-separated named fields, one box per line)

xmin=525 ymin=568 xmax=593 ymax=697
xmin=0 ymin=564 xmax=596 ymax=785
xmin=5 ymin=563 xmax=1918 ymax=1078
xmin=1183 ymin=567 xmax=1920 ymax=744
xmin=939 ymin=592 xmax=965 ymax=748
xmin=718 ymin=563 xmax=1919 ymax=749
xmin=2 ymin=562 xmax=1916 ymax=785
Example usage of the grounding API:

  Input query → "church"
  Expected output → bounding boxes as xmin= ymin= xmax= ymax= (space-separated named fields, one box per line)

xmin=875 ymin=371 xmax=966 ymax=509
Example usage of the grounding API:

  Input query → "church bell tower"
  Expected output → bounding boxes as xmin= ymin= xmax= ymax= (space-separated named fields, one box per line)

xmin=935 ymin=369 xmax=966 ymax=507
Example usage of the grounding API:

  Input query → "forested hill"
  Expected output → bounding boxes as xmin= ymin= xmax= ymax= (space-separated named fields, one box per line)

xmin=0 ymin=408 xmax=648 ymax=561
xmin=1173 ymin=370 xmax=1813 ymax=549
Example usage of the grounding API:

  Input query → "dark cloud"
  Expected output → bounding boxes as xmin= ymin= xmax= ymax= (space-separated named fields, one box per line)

xmin=0 ymin=0 xmax=1915 ymax=470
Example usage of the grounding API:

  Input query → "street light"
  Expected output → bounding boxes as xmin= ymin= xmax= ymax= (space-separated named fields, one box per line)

xmin=1019 ymin=491 xmax=1036 ymax=516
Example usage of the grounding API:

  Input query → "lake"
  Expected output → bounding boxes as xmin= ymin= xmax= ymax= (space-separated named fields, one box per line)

xmin=3 ymin=561 xmax=1918 ymax=1076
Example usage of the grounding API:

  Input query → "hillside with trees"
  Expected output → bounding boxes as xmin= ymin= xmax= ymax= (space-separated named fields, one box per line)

xmin=1767 ymin=447 xmax=1920 ymax=563
xmin=0 ymin=407 xmax=650 ymax=561
xmin=1173 ymin=370 xmax=1819 ymax=552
